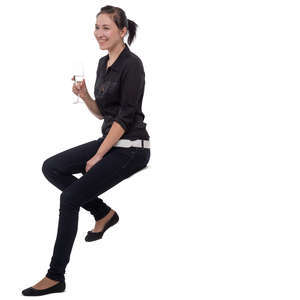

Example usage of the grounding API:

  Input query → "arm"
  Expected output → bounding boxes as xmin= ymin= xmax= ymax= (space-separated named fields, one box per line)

xmin=95 ymin=121 xmax=125 ymax=157
xmin=113 ymin=59 xmax=144 ymax=132
xmin=82 ymin=95 xmax=104 ymax=120
xmin=73 ymin=76 xmax=104 ymax=120
xmin=95 ymin=58 xmax=144 ymax=157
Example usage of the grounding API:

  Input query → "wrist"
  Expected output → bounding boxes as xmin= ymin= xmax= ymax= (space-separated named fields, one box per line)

xmin=95 ymin=152 xmax=104 ymax=159
xmin=82 ymin=94 xmax=92 ymax=102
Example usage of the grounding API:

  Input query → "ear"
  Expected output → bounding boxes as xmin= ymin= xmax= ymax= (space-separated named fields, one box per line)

xmin=120 ymin=27 xmax=127 ymax=38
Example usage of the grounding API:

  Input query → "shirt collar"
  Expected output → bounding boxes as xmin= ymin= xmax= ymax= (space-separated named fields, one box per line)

xmin=104 ymin=43 xmax=130 ymax=72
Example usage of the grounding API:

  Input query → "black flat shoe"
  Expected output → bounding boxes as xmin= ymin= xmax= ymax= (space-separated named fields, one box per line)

xmin=22 ymin=280 xmax=65 ymax=296
xmin=85 ymin=211 xmax=119 ymax=242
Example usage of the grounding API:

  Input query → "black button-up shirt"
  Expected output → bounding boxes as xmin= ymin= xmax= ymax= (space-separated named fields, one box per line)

xmin=94 ymin=43 xmax=150 ymax=141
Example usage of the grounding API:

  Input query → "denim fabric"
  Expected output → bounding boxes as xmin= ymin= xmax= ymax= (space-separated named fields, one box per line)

xmin=41 ymin=137 xmax=150 ymax=282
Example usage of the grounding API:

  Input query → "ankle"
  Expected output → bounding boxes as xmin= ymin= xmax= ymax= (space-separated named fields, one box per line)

xmin=45 ymin=276 xmax=60 ymax=283
xmin=98 ymin=210 xmax=114 ymax=222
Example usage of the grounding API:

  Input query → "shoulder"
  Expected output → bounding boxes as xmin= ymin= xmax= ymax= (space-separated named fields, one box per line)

xmin=123 ymin=53 xmax=144 ymax=74
xmin=125 ymin=52 xmax=143 ymax=67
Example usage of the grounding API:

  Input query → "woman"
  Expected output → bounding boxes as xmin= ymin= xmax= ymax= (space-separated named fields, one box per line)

xmin=22 ymin=5 xmax=150 ymax=296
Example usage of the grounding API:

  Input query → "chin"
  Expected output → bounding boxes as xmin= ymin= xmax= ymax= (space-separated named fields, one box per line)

xmin=99 ymin=44 xmax=108 ymax=51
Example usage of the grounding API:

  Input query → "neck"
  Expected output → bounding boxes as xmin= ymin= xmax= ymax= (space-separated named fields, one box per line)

xmin=108 ymin=42 xmax=126 ymax=63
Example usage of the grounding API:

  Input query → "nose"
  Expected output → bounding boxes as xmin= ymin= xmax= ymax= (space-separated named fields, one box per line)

xmin=94 ymin=29 xmax=103 ymax=38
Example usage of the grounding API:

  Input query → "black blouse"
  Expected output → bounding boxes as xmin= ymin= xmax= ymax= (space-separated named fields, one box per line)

xmin=94 ymin=43 xmax=150 ymax=141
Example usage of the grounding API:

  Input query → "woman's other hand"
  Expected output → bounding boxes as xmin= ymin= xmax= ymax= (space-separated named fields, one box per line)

xmin=85 ymin=153 xmax=103 ymax=172
xmin=71 ymin=76 xmax=90 ymax=102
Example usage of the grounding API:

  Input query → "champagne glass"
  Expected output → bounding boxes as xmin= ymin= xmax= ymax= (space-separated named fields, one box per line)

xmin=72 ymin=61 xmax=85 ymax=104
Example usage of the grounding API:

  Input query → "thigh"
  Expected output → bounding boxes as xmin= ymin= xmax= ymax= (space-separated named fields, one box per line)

xmin=61 ymin=146 xmax=146 ymax=207
xmin=43 ymin=138 xmax=104 ymax=175
xmin=116 ymin=147 xmax=151 ymax=177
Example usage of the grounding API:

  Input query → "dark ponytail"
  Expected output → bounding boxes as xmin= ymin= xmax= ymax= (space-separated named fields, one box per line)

xmin=96 ymin=5 xmax=138 ymax=46
xmin=126 ymin=19 xmax=138 ymax=46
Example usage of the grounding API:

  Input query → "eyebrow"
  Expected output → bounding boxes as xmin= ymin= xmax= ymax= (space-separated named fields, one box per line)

xmin=95 ymin=24 xmax=110 ymax=27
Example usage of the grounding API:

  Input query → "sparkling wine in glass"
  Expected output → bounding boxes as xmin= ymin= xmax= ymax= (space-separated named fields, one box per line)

xmin=73 ymin=73 xmax=84 ymax=104
xmin=72 ymin=60 xmax=85 ymax=104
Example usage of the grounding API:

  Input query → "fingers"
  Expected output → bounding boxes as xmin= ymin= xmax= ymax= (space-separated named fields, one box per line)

xmin=73 ymin=81 xmax=82 ymax=89
xmin=71 ymin=76 xmax=86 ymax=96
xmin=72 ymin=82 xmax=81 ymax=95
xmin=71 ymin=75 xmax=85 ymax=83
xmin=72 ymin=84 xmax=79 ymax=95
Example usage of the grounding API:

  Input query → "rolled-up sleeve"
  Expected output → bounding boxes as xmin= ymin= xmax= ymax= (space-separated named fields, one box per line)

xmin=114 ymin=58 xmax=144 ymax=132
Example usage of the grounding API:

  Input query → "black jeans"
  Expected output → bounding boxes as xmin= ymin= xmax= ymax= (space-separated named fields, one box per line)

xmin=41 ymin=137 xmax=150 ymax=282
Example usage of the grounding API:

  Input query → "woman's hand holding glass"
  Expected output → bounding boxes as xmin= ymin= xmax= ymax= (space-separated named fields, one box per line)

xmin=71 ymin=76 xmax=91 ymax=103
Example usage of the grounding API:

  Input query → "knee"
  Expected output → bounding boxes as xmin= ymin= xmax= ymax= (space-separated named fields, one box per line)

xmin=59 ymin=190 xmax=79 ymax=212
xmin=60 ymin=190 xmax=72 ymax=206
xmin=42 ymin=157 xmax=56 ymax=177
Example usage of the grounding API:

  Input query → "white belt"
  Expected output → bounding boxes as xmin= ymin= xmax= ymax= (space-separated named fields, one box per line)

xmin=113 ymin=139 xmax=150 ymax=149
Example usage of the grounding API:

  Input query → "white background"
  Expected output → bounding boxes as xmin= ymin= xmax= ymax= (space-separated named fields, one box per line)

xmin=0 ymin=0 xmax=299 ymax=299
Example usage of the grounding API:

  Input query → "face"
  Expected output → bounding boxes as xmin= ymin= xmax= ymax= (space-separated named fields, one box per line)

xmin=94 ymin=13 xmax=127 ymax=51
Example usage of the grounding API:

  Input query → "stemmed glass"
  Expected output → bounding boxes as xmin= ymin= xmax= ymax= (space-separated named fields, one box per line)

xmin=72 ymin=61 xmax=85 ymax=104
